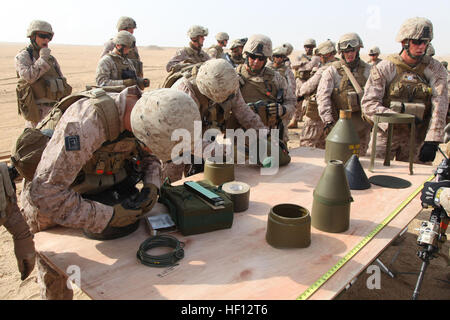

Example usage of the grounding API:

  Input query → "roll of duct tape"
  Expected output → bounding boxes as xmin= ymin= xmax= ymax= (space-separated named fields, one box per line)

xmin=222 ymin=181 xmax=250 ymax=213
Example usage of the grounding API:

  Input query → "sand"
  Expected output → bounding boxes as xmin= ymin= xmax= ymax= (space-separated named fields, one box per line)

xmin=0 ymin=43 xmax=448 ymax=300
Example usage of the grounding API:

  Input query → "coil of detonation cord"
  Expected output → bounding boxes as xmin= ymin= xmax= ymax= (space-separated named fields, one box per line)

xmin=137 ymin=234 xmax=185 ymax=268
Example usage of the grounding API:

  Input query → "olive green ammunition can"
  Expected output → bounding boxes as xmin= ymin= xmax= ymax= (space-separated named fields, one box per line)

xmin=266 ymin=204 xmax=311 ymax=248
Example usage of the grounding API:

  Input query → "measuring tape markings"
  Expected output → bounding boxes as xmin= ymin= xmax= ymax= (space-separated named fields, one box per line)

xmin=297 ymin=174 xmax=435 ymax=300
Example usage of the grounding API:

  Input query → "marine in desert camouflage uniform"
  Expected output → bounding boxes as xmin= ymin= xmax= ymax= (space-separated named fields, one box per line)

xmin=15 ymin=20 xmax=72 ymax=128
xmin=207 ymin=32 xmax=229 ymax=59
xmin=267 ymin=46 xmax=296 ymax=98
xmin=163 ymin=59 xmax=268 ymax=182
xmin=236 ymin=34 xmax=296 ymax=144
xmin=225 ymin=38 xmax=246 ymax=67
xmin=316 ymin=32 xmax=372 ymax=156
xmin=362 ymin=17 xmax=448 ymax=163
xmin=20 ymin=87 xmax=201 ymax=299
xmin=298 ymin=40 xmax=339 ymax=148
xmin=96 ymin=31 xmax=149 ymax=90
xmin=289 ymin=38 xmax=321 ymax=128
xmin=101 ymin=16 xmax=144 ymax=78
xmin=367 ymin=46 xmax=382 ymax=66
xmin=166 ymin=25 xmax=210 ymax=73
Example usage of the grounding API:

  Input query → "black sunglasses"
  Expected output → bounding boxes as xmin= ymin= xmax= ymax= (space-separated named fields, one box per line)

xmin=411 ymin=39 xmax=429 ymax=46
xmin=36 ymin=33 xmax=52 ymax=40
xmin=248 ymin=54 xmax=266 ymax=61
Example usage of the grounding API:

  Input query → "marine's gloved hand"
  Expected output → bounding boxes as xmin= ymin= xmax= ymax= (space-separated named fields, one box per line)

xmin=419 ymin=141 xmax=439 ymax=162
xmin=39 ymin=47 xmax=51 ymax=61
xmin=140 ymin=183 xmax=159 ymax=213
xmin=13 ymin=235 xmax=36 ymax=280
xmin=110 ymin=199 xmax=143 ymax=228
xmin=0 ymin=163 xmax=15 ymax=221
xmin=123 ymin=78 xmax=137 ymax=87
xmin=420 ymin=181 xmax=450 ymax=207
xmin=323 ymin=121 xmax=334 ymax=136
xmin=136 ymin=78 xmax=150 ymax=90
xmin=266 ymin=103 xmax=286 ymax=121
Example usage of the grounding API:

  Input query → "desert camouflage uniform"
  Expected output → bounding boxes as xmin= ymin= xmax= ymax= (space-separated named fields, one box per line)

xmin=21 ymin=87 xmax=161 ymax=299
xmin=101 ymin=39 xmax=143 ymax=77
xmin=298 ymin=60 xmax=338 ymax=148
xmin=362 ymin=55 xmax=449 ymax=161
xmin=166 ymin=44 xmax=210 ymax=73
xmin=15 ymin=46 xmax=66 ymax=128
xmin=163 ymin=76 xmax=268 ymax=182
xmin=317 ymin=59 xmax=372 ymax=156
xmin=95 ymin=52 xmax=137 ymax=87
xmin=237 ymin=64 xmax=296 ymax=143
xmin=291 ymin=54 xmax=321 ymax=123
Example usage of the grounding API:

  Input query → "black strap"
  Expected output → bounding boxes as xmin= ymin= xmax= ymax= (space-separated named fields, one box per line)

xmin=137 ymin=235 xmax=185 ymax=268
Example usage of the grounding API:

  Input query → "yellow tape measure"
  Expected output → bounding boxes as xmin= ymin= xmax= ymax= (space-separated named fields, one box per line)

xmin=297 ymin=174 xmax=435 ymax=300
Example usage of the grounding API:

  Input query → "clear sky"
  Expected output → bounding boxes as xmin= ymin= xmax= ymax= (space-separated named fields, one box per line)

xmin=1 ymin=0 xmax=449 ymax=55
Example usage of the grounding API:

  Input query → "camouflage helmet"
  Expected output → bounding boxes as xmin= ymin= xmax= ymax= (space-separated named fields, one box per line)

xmin=369 ymin=46 xmax=381 ymax=55
xmin=316 ymin=40 xmax=336 ymax=56
xmin=442 ymin=61 xmax=448 ymax=69
xmin=130 ymin=89 xmax=201 ymax=162
xmin=395 ymin=17 xmax=433 ymax=42
xmin=304 ymin=38 xmax=316 ymax=47
xmin=196 ymin=59 xmax=239 ymax=103
xmin=272 ymin=46 xmax=288 ymax=57
xmin=27 ymin=20 xmax=54 ymax=38
xmin=216 ymin=32 xmax=229 ymax=41
xmin=243 ymin=34 xmax=273 ymax=58
xmin=187 ymin=25 xmax=209 ymax=39
xmin=113 ymin=30 xmax=136 ymax=47
xmin=282 ymin=43 xmax=294 ymax=56
xmin=337 ymin=33 xmax=364 ymax=52
xmin=117 ymin=16 xmax=137 ymax=31
xmin=230 ymin=38 xmax=245 ymax=49
xmin=426 ymin=43 xmax=435 ymax=56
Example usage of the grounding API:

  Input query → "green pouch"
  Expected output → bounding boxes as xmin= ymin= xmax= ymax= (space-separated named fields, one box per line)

xmin=158 ymin=180 xmax=234 ymax=236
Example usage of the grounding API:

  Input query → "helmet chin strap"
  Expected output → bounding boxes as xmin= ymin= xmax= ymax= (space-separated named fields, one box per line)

xmin=342 ymin=51 xmax=360 ymax=70
xmin=402 ymin=42 xmax=425 ymax=62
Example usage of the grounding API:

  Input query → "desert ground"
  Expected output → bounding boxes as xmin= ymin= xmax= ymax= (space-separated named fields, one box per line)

xmin=0 ymin=42 xmax=448 ymax=300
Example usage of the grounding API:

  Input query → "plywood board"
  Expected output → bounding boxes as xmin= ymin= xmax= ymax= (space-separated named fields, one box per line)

xmin=34 ymin=147 xmax=434 ymax=300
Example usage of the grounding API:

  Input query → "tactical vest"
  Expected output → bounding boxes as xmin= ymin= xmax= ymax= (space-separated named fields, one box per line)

xmin=12 ymin=89 xmax=143 ymax=196
xmin=237 ymin=64 xmax=279 ymax=104
xmin=108 ymin=53 xmax=137 ymax=82
xmin=237 ymin=64 xmax=282 ymax=127
xmin=16 ymin=45 xmax=72 ymax=122
xmin=331 ymin=59 xmax=368 ymax=112
xmin=382 ymin=54 xmax=432 ymax=120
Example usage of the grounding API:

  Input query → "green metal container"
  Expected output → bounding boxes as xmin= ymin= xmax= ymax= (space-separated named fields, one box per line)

xmin=311 ymin=160 xmax=353 ymax=233
xmin=204 ymin=157 xmax=235 ymax=186
xmin=266 ymin=204 xmax=311 ymax=248
xmin=325 ymin=110 xmax=360 ymax=164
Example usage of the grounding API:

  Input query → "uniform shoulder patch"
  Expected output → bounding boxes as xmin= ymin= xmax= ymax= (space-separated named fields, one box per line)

xmin=370 ymin=65 xmax=382 ymax=81
xmin=65 ymin=135 xmax=80 ymax=151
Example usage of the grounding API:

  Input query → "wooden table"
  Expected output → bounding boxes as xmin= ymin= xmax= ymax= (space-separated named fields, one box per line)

xmin=34 ymin=147 xmax=434 ymax=300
